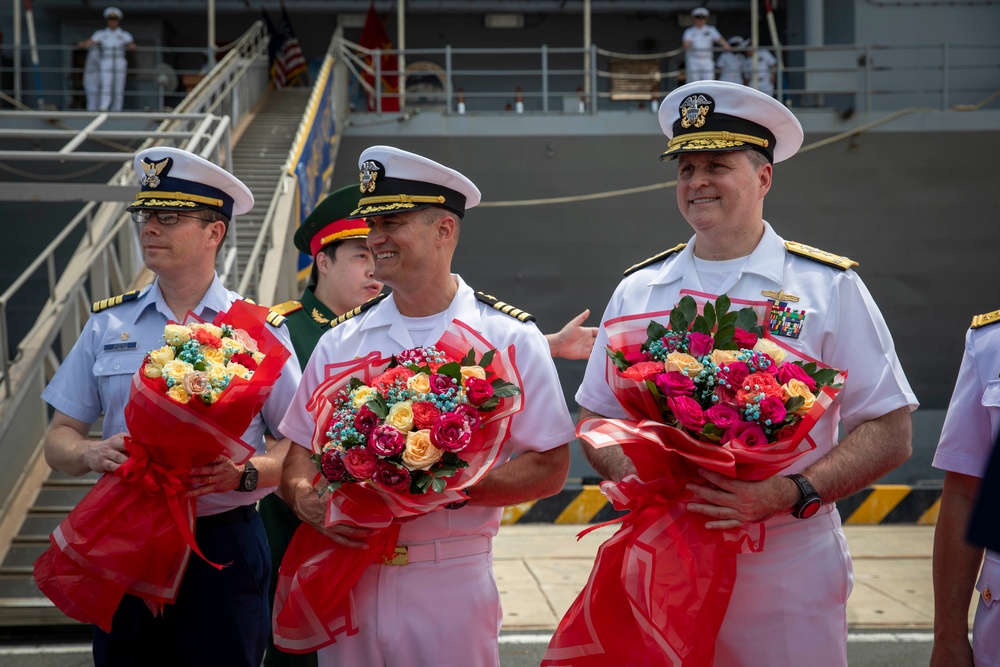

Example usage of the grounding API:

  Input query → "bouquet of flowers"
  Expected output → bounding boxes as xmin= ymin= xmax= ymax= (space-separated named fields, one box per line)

xmin=272 ymin=319 xmax=523 ymax=654
xmin=543 ymin=293 xmax=845 ymax=667
xmin=34 ymin=300 xmax=291 ymax=632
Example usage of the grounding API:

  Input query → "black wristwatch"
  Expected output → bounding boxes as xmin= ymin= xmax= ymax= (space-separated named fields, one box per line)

xmin=786 ymin=473 xmax=821 ymax=519
xmin=238 ymin=461 xmax=258 ymax=492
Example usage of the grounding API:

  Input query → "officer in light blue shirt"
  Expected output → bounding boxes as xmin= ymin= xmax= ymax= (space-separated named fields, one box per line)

xmin=41 ymin=146 xmax=301 ymax=667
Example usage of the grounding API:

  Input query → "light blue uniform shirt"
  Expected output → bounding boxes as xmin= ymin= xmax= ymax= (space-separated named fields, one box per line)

xmin=42 ymin=274 xmax=301 ymax=516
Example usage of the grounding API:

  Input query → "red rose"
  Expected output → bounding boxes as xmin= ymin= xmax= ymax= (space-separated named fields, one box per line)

xmin=719 ymin=361 xmax=750 ymax=390
xmin=320 ymin=449 xmax=348 ymax=482
xmin=728 ymin=420 xmax=768 ymax=447
xmin=453 ymin=403 xmax=482 ymax=430
xmin=354 ymin=405 xmax=380 ymax=435
xmin=368 ymin=425 xmax=406 ymax=457
xmin=431 ymin=412 xmax=473 ymax=452
xmin=192 ymin=327 xmax=223 ymax=349
xmin=758 ymin=395 xmax=787 ymax=427
xmin=654 ymin=371 xmax=695 ymax=397
xmin=371 ymin=366 xmax=415 ymax=391
xmin=231 ymin=352 xmax=258 ymax=371
xmin=430 ymin=373 xmax=458 ymax=395
xmin=342 ymin=446 xmax=379 ymax=480
xmin=624 ymin=350 xmax=652 ymax=365
xmin=732 ymin=328 xmax=759 ymax=350
xmin=706 ymin=403 xmax=740 ymax=430
xmin=667 ymin=395 xmax=706 ymax=431
xmin=411 ymin=401 xmax=442 ymax=430
xmin=687 ymin=332 xmax=715 ymax=358
xmin=776 ymin=362 xmax=817 ymax=392
xmin=373 ymin=460 xmax=412 ymax=494
xmin=464 ymin=377 xmax=494 ymax=406
xmin=620 ymin=361 xmax=664 ymax=382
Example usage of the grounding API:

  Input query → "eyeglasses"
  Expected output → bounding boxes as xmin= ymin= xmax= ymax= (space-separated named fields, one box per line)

xmin=131 ymin=210 xmax=207 ymax=226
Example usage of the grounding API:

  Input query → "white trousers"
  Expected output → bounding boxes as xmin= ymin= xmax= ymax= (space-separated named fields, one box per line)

xmin=686 ymin=56 xmax=716 ymax=83
xmin=713 ymin=507 xmax=853 ymax=667
xmin=98 ymin=58 xmax=127 ymax=111
xmin=317 ymin=549 xmax=502 ymax=667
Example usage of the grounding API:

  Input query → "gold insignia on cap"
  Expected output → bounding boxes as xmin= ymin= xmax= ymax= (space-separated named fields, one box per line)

xmin=140 ymin=157 xmax=170 ymax=189
xmin=360 ymin=160 xmax=380 ymax=194
xmin=971 ymin=309 xmax=1000 ymax=329
xmin=761 ymin=289 xmax=800 ymax=303
xmin=679 ymin=94 xmax=712 ymax=129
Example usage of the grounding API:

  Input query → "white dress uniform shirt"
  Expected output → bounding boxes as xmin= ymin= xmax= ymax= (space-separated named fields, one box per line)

xmin=717 ymin=50 xmax=746 ymax=84
xmin=744 ymin=48 xmax=779 ymax=96
xmin=279 ymin=274 xmax=575 ymax=667
xmin=576 ymin=220 xmax=918 ymax=666
xmin=88 ymin=26 xmax=133 ymax=110
xmin=683 ymin=24 xmax=723 ymax=82
xmin=933 ymin=321 xmax=1000 ymax=667
xmin=42 ymin=275 xmax=302 ymax=516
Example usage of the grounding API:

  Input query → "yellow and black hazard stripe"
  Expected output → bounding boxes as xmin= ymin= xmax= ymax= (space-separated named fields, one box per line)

xmin=500 ymin=484 xmax=943 ymax=526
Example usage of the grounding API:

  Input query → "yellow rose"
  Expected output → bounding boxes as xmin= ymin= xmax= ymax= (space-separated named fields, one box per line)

xmin=166 ymin=385 xmax=190 ymax=404
xmin=228 ymin=363 xmax=251 ymax=380
xmin=252 ymin=351 xmax=265 ymax=365
xmin=401 ymin=430 xmax=444 ymax=471
xmin=665 ymin=352 xmax=703 ymax=378
xmin=385 ymin=400 xmax=414 ymax=432
xmin=753 ymin=338 xmax=786 ymax=364
xmin=191 ymin=323 xmax=224 ymax=338
xmin=223 ymin=340 xmax=245 ymax=358
xmin=783 ymin=379 xmax=816 ymax=415
xmin=407 ymin=373 xmax=432 ymax=394
xmin=711 ymin=349 xmax=740 ymax=367
xmin=460 ymin=366 xmax=487 ymax=386
xmin=163 ymin=324 xmax=191 ymax=346
xmin=162 ymin=359 xmax=194 ymax=384
xmin=204 ymin=388 xmax=222 ymax=405
xmin=201 ymin=345 xmax=225 ymax=365
xmin=352 ymin=385 xmax=377 ymax=407
xmin=206 ymin=361 xmax=230 ymax=387
xmin=142 ymin=364 xmax=162 ymax=378
xmin=148 ymin=345 xmax=175 ymax=367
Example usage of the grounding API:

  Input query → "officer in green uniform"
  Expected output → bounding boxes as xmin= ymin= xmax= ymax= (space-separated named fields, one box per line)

xmin=260 ymin=185 xmax=380 ymax=667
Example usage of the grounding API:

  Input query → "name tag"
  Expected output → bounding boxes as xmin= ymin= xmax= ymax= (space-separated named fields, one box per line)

xmin=103 ymin=341 xmax=138 ymax=352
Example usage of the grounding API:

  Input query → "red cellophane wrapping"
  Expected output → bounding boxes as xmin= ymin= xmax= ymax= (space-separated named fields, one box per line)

xmin=33 ymin=299 xmax=291 ymax=632
xmin=273 ymin=319 xmax=523 ymax=654
xmin=542 ymin=305 xmax=845 ymax=667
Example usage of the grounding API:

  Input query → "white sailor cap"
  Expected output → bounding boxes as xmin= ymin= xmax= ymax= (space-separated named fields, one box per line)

xmin=727 ymin=35 xmax=746 ymax=48
xmin=103 ymin=7 xmax=122 ymax=20
xmin=692 ymin=7 xmax=710 ymax=18
xmin=127 ymin=146 xmax=254 ymax=219
xmin=349 ymin=145 xmax=481 ymax=219
xmin=658 ymin=80 xmax=803 ymax=164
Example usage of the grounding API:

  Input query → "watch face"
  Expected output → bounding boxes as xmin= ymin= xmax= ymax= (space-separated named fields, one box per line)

xmin=798 ymin=498 xmax=821 ymax=519
xmin=242 ymin=470 xmax=258 ymax=491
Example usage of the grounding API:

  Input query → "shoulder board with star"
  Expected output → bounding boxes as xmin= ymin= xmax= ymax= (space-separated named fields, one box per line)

xmin=331 ymin=293 xmax=389 ymax=328
xmin=475 ymin=292 xmax=535 ymax=322
xmin=623 ymin=243 xmax=687 ymax=276
xmin=92 ymin=290 xmax=140 ymax=313
xmin=971 ymin=309 xmax=1000 ymax=329
xmin=784 ymin=241 xmax=858 ymax=271
xmin=269 ymin=300 xmax=303 ymax=317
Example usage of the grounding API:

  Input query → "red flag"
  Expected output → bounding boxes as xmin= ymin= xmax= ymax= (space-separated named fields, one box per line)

xmin=358 ymin=3 xmax=399 ymax=112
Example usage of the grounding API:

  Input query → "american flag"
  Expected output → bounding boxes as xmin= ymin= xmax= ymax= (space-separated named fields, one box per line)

xmin=263 ymin=4 xmax=308 ymax=88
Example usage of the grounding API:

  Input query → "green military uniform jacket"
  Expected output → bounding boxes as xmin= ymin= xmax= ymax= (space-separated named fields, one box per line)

xmin=272 ymin=287 xmax=337 ymax=371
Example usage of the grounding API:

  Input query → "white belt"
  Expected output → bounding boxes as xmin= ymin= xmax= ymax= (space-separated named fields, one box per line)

xmin=383 ymin=535 xmax=492 ymax=566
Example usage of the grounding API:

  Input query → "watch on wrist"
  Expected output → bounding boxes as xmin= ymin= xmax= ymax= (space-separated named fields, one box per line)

xmin=238 ymin=461 xmax=258 ymax=492
xmin=786 ymin=473 xmax=821 ymax=519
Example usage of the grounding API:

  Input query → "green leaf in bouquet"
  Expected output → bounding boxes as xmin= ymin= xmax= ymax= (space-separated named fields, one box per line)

xmin=701 ymin=423 xmax=725 ymax=443
xmin=436 ymin=361 xmax=462 ymax=382
xmin=441 ymin=451 xmax=468 ymax=467
xmin=678 ymin=295 xmax=699 ymax=326
xmin=646 ymin=321 xmax=669 ymax=343
xmin=691 ymin=315 xmax=712 ymax=335
xmin=714 ymin=323 xmax=736 ymax=349
xmin=668 ymin=308 xmax=689 ymax=335
xmin=703 ymin=301 xmax=717 ymax=330
xmin=367 ymin=394 xmax=389 ymax=419
xmin=460 ymin=348 xmax=477 ymax=367
xmin=192 ymin=361 xmax=207 ymax=372
xmin=715 ymin=294 xmax=732 ymax=318
xmin=479 ymin=349 xmax=496 ymax=370
xmin=477 ymin=396 xmax=500 ymax=411
xmin=347 ymin=377 xmax=366 ymax=391
xmin=318 ymin=481 xmax=342 ymax=498
xmin=810 ymin=368 xmax=841 ymax=388
xmin=491 ymin=379 xmax=521 ymax=398
xmin=430 ymin=476 xmax=447 ymax=493
xmin=607 ymin=346 xmax=630 ymax=372
xmin=735 ymin=307 xmax=759 ymax=332
xmin=411 ymin=471 xmax=433 ymax=494
xmin=718 ymin=310 xmax=739 ymax=330
xmin=784 ymin=395 xmax=805 ymax=414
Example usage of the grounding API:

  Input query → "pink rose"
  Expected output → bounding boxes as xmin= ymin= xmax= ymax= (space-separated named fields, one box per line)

xmin=668 ymin=395 xmax=706 ymax=431
xmin=373 ymin=460 xmax=412 ymax=494
xmin=231 ymin=328 xmax=259 ymax=354
xmin=342 ymin=446 xmax=378 ymax=480
xmin=776 ymin=362 xmax=817 ymax=392
xmin=728 ymin=420 xmax=768 ymax=447
xmin=713 ymin=384 xmax=737 ymax=404
xmin=431 ymin=412 xmax=473 ymax=452
xmin=354 ymin=405 xmax=380 ymax=435
xmin=430 ymin=373 xmax=457 ymax=395
xmin=320 ymin=449 xmax=348 ymax=482
xmin=688 ymin=332 xmax=715 ymax=358
xmin=624 ymin=350 xmax=652 ymax=365
xmin=453 ymin=403 xmax=482 ymax=430
xmin=733 ymin=328 xmax=758 ymax=351
xmin=654 ymin=371 xmax=695 ymax=397
xmin=719 ymin=361 xmax=750 ymax=389
xmin=758 ymin=395 xmax=787 ymax=427
xmin=464 ymin=377 xmax=494 ymax=406
xmin=411 ymin=401 xmax=442 ymax=430
xmin=706 ymin=403 xmax=740 ymax=430
xmin=368 ymin=425 xmax=406 ymax=457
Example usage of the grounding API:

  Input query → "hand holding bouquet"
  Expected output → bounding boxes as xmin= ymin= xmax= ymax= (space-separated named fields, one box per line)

xmin=273 ymin=319 xmax=523 ymax=654
xmin=34 ymin=300 xmax=290 ymax=632
xmin=543 ymin=293 xmax=844 ymax=667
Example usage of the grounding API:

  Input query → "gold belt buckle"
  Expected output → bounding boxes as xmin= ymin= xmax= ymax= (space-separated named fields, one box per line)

xmin=384 ymin=546 xmax=408 ymax=566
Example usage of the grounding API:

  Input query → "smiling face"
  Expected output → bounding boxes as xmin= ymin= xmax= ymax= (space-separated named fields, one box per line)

xmin=316 ymin=238 xmax=383 ymax=315
xmin=675 ymin=150 xmax=771 ymax=254
xmin=365 ymin=208 xmax=453 ymax=293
